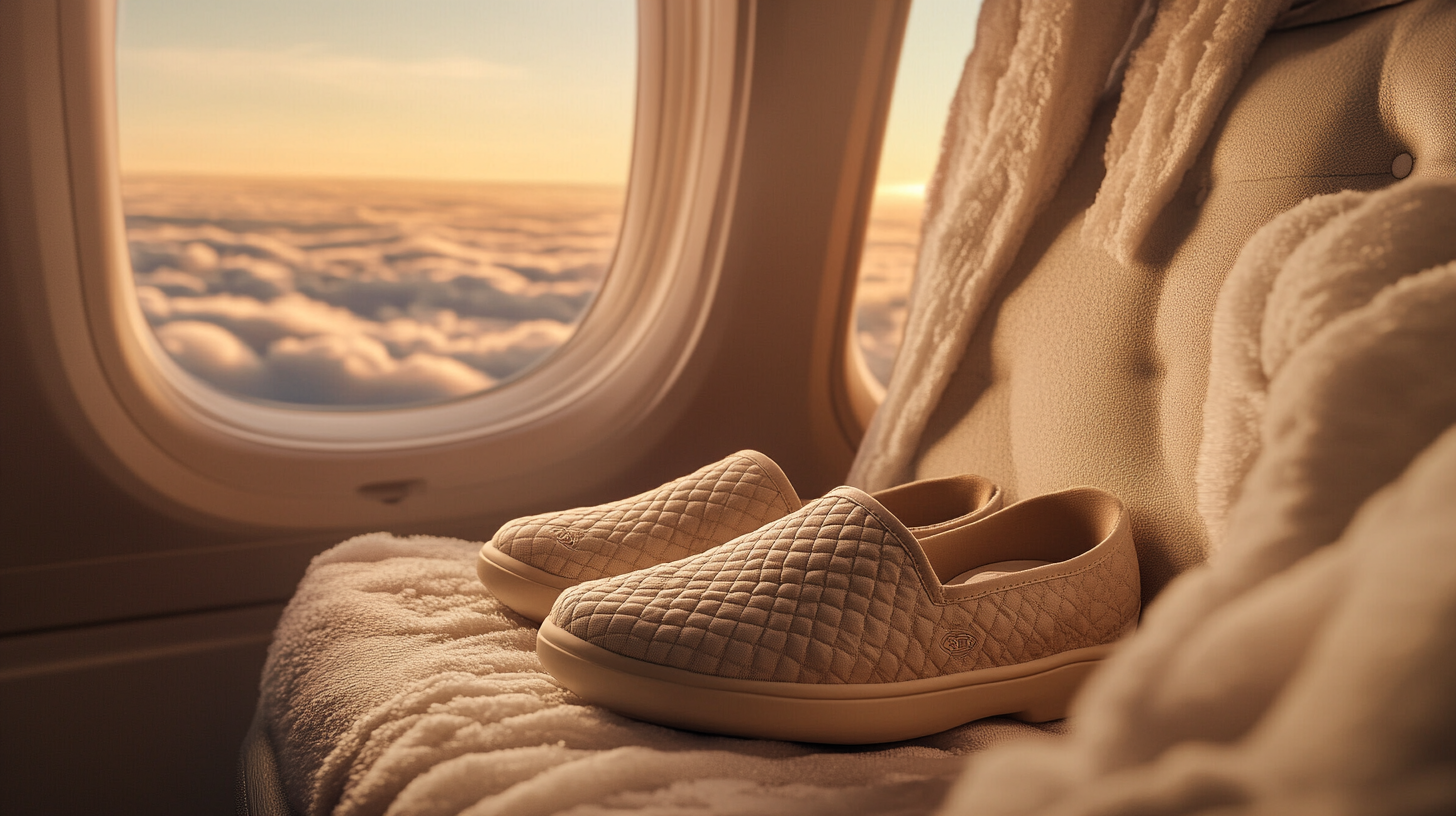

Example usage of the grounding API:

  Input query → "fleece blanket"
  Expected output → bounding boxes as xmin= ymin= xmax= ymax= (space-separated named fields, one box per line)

xmin=261 ymin=535 xmax=1067 ymax=816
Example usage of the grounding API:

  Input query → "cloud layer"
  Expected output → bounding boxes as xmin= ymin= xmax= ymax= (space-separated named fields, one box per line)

xmin=855 ymin=197 xmax=921 ymax=385
xmin=126 ymin=176 xmax=619 ymax=406
xmin=126 ymin=176 xmax=915 ymax=407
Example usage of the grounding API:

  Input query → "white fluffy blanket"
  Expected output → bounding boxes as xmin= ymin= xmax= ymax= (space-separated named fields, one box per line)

xmin=261 ymin=534 xmax=1066 ymax=816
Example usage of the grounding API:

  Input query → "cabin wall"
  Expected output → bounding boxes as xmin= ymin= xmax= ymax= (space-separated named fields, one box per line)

xmin=0 ymin=1 xmax=902 ymax=813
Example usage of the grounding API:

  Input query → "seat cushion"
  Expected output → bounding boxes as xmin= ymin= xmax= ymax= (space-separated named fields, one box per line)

xmin=257 ymin=534 xmax=1067 ymax=815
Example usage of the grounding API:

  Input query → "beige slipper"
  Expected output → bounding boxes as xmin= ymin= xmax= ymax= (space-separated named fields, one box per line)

xmin=479 ymin=450 xmax=1001 ymax=622
xmin=537 ymin=485 xmax=1138 ymax=744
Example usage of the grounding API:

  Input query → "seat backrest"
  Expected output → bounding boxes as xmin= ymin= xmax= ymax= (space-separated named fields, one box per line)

xmin=911 ymin=0 xmax=1456 ymax=601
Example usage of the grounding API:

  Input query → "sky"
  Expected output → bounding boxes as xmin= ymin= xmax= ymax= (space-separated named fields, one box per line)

xmin=877 ymin=0 xmax=982 ymax=196
xmin=116 ymin=0 xmax=639 ymax=184
xmin=116 ymin=0 xmax=980 ymax=192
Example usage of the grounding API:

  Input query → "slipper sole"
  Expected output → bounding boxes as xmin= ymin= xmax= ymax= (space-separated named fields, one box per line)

xmin=537 ymin=619 xmax=1117 ymax=743
xmin=477 ymin=543 xmax=579 ymax=623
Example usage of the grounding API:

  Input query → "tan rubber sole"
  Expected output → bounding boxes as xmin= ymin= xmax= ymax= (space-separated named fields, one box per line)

xmin=477 ymin=543 xmax=579 ymax=623
xmin=537 ymin=619 xmax=1115 ymax=744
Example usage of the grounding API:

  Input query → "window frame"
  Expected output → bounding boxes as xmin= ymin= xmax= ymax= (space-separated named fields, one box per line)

xmin=21 ymin=0 xmax=757 ymax=529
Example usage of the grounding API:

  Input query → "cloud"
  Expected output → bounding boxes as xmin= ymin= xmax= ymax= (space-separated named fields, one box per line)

xmin=181 ymin=241 xmax=220 ymax=272
xmin=126 ymin=176 xmax=918 ymax=403
xmin=216 ymin=256 xmax=296 ymax=301
xmin=155 ymin=320 xmax=268 ymax=395
xmin=137 ymin=280 xmax=581 ymax=403
xmin=266 ymin=334 xmax=493 ymax=405
xmin=121 ymin=178 xmax=631 ymax=405
xmin=135 ymin=269 xmax=208 ymax=297
xmin=152 ymin=318 xmax=494 ymax=405
xmin=127 ymin=229 xmax=308 ymax=275
xmin=301 ymin=272 xmax=595 ymax=323
xmin=377 ymin=317 xmax=576 ymax=380
xmin=851 ymin=199 xmax=922 ymax=385
xmin=855 ymin=295 xmax=906 ymax=386
xmin=146 ymin=291 xmax=364 ymax=353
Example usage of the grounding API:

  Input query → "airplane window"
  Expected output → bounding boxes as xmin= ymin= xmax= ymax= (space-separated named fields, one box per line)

xmin=116 ymin=0 xmax=635 ymax=407
xmin=856 ymin=0 xmax=980 ymax=386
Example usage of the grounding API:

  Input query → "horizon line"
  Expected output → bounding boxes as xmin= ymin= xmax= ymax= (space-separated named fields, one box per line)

xmin=119 ymin=171 xmax=931 ymax=198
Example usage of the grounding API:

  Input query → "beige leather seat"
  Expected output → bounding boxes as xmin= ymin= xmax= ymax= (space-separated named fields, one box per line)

xmin=916 ymin=0 xmax=1455 ymax=601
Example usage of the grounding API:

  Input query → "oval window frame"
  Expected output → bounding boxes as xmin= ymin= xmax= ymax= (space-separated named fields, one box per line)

xmin=27 ymin=0 xmax=757 ymax=529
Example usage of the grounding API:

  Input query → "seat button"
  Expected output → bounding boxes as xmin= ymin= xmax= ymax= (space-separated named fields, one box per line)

xmin=1392 ymin=152 xmax=1414 ymax=179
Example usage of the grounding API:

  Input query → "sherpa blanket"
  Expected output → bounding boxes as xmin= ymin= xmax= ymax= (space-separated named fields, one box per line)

xmin=261 ymin=537 xmax=1067 ymax=816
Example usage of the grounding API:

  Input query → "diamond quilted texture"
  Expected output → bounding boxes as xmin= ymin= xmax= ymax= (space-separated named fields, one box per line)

xmin=552 ymin=487 xmax=1140 ymax=685
xmin=492 ymin=451 xmax=800 ymax=583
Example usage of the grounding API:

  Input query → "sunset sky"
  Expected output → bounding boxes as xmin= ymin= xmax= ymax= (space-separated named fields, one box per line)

xmin=117 ymin=0 xmax=980 ymax=193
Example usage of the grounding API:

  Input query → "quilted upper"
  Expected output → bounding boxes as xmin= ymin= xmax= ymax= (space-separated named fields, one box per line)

xmin=492 ymin=450 xmax=801 ymax=583
xmin=551 ymin=487 xmax=1140 ymax=684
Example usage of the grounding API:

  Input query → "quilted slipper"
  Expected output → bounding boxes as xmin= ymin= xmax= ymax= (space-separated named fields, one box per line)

xmin=537 ymin=485 xmax=1139 ymax=743
xmin=479 ymin=450 xmax=1001 ymax=622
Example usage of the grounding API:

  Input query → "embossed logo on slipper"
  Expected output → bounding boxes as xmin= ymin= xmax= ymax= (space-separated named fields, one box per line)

xmin=548 ymin=526 xmax=582 ymax=546
xmin=940 ymin=631 xmax=979 ymax=656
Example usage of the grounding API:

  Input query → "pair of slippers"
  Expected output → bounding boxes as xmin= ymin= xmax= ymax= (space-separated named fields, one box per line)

xmin=478 ymin=451 xmax=1140 ymax=744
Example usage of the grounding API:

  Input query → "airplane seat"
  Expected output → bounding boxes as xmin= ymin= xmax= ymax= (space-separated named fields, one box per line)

xmin=238 ymin=1 xmax=1456 ymax=813
xmin=912 ymin=0 xmax=1456 ymax=605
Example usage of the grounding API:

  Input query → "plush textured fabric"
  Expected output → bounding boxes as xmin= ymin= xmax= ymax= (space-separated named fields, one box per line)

xmin=259 ymin=534 xmax=1068 ymax=816
xmin=936 ymin=180 xmax=1456 ymax=815
xmin=492 ymin=450 xmax=799 ymax=583
xmin=1197 ymin=180 xmax=1456 ymax=547
xmin=1082 ymin=0 xmax=1290 ymax=263
xmin=847 ymin=0 xmax=1144 ymax=492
